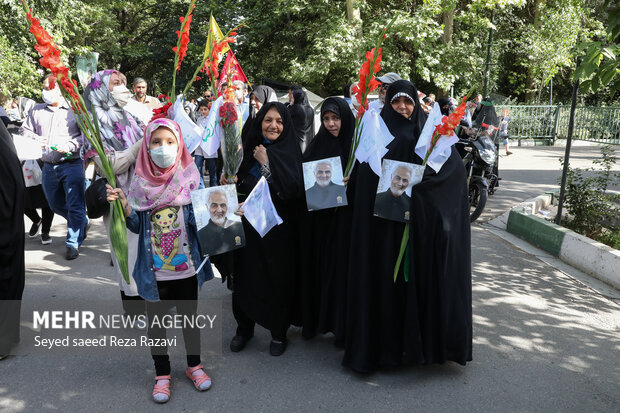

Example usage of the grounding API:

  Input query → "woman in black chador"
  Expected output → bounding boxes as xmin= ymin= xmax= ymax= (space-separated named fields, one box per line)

xmin=211 ymin=85 xmax=279 ymax=289
xmin=0 ymin=121 xmax=26 ymax=358
xmin=297 ymin=97 xmax=354 ymax=342
xmin=231 ymin=102 xmax=303 ymax=356
xmin=287 ymin=86 xmax=315 ymax=154
xmin=343 ymin=80 xmax=472 ymax=373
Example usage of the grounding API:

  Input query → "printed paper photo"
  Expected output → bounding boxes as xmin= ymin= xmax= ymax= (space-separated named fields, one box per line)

xmin=191 ymin=185 xmax=245 ymax=256
xmin=302 ymin=156 xmax=347 ymax=211
xmin=373 ymin=159 xmax=423 ymax=223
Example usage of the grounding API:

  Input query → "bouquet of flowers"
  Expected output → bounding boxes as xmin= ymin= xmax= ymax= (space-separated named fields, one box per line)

xmin=18 ymin=0 xmax=130 ymax=283
xmin=219 ymin=87 xmax=243 ymax=184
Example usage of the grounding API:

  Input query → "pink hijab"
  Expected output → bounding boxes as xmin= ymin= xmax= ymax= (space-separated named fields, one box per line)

xmin=127 ymin=118 xmax=200 ymax=211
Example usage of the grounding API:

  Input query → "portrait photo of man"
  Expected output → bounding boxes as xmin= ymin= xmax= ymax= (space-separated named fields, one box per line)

xmin=303 ymin=157 xmax=348 ymax=211
xmin=194 ymin=186 xmax=245 ymax=257
xmin=374 ymin=162 xmax=414 ymax=223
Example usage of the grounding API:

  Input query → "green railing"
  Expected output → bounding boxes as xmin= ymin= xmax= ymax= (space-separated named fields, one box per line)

xmin=495 ymin=105 xmax=620 ymax=145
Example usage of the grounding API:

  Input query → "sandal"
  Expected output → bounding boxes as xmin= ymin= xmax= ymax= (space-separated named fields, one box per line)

xmin=185 ymin=364 xmax=212 ymax=391
xmin=152 ymin=375 xmax=171 ymax=403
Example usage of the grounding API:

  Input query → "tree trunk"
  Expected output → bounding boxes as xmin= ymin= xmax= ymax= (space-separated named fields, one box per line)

xmin=525 ymin=0 xmax=542 ymax=102
xmin=442 ymin=8 xmax=455 ymax=44
xmin=439 ymin=1 xmax=456 ymax=96
xmin=346 ymin=0 xmax=362 ymax=38
xmin=346 ymin=0 xmax=360 ymax=23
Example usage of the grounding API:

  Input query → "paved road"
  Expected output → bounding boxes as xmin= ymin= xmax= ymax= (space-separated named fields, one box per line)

xmin=1 ymin=145 xmax=618 ymax=412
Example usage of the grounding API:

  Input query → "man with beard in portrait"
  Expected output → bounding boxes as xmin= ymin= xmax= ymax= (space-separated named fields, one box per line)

xmin=374 ymin=164 xmax=413 ymax=222
xmin=305 ymin=160 xmax=347 ymax=211
xmin=198 ymin=189 xmax=245 ymax=256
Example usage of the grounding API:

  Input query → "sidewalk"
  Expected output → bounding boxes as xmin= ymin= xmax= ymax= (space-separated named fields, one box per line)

xmin=1 ymin=145 xmax=618 ymax=412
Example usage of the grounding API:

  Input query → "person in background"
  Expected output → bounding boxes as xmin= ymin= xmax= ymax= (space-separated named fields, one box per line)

xmin=368 ymin=72 xmax=402 ymax=113
xmin=422 ymin=96 xmax=433 ymax=114
xmin=499 ymin=108 xmax=512 ymax=155
xmin=131 ymin=77 xmax=162 ymax=112
xmin=8 ymin=99 xmax=21 ymax=121
xmin=287 ymin=85 xmax=315 ymax=154
xmin=194 ymin=100 xmax=217 ymax=188
xmin=20 ymin=74 xmax=88 ymax=261
xmin=232 ymin=80 xmax=250 ymax=124
xmin=22 ymin=158 xmax=55 ymax=246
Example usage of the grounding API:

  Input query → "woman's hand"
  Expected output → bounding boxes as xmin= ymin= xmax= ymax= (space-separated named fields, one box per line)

xmin=343 ymin=176 xmax=350 ymax=186
xmin=253 ymin=145 xmax=268 ymax=166
xmin=219 ymin=173 xmax=238 ymax=185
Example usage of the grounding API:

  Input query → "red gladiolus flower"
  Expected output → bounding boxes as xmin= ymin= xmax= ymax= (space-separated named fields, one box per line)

xmin=172 ymin=4 xmax=195 ymax=73
xmin=424 ymin=96 xmax=469 ymax=163
xmin=21 ymin=1 xmax=81 ymax=111
xmin=201 ymin=36 xmax=236 ymax=84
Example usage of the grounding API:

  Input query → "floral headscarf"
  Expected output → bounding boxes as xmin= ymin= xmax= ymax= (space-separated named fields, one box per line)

xmin=127 ymin=118 xmax=200 ymax=211
xmin=83 ymin=69 xmax=144 ymax=159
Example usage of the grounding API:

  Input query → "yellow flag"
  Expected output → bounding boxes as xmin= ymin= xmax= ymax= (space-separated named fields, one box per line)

xmin=204 ymin=13 xmax=230 ymax=62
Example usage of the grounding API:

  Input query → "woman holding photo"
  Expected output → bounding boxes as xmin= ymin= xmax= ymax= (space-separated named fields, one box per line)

xmin=297 ymin=97 xmax=354 ymax=343
xmin=231 ymin=102 xmax=303 ymax=356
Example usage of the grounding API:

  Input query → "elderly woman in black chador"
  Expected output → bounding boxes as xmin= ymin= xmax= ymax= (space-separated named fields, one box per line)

xmin=231 ymin=102 xmax=304 ymax=357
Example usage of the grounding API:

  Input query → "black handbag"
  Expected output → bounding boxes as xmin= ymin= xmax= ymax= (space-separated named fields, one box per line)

xmin=85 ymin=177 xmax=109 ymax=219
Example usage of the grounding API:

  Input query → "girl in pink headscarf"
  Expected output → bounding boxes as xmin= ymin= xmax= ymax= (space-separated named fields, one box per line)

xmin=106 ymin=118 xmax=214 ymax=404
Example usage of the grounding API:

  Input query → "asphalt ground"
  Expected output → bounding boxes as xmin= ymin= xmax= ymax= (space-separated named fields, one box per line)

xmin=1 ymin=144 xmax=619 ymax=412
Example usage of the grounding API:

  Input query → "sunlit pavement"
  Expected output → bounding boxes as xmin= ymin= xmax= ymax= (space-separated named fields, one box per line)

xmin=1 ymin=145 xmax=618 ymax=412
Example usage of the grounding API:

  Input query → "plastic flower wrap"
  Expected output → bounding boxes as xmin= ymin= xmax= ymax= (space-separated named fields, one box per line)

xmin=218 ymin=87 xmax=243 ymax=184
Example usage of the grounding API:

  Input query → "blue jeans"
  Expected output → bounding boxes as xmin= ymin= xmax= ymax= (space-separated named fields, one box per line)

xmin=42 ymin=160 xmax=88 ymax=249
xmin=194 ymin=155 xmax=218 ymax=188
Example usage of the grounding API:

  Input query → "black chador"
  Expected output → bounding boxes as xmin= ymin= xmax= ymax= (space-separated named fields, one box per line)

xmin=233 ymin=102 xmax=304 ymax=345
xmin=295 ymin=97 xmax=354 ymax=341
xmin=0 ymin=121 xmax=26 ymax=356
xmin=343 ymin=80 xmax=472 ymax=373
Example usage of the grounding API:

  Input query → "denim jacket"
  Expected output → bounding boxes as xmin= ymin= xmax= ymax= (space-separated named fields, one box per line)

xmin=125 ymin=204 xmax=214 ymax=301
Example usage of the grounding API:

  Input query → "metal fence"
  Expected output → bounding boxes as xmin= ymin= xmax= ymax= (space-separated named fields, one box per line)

xmin=495 ymin=105 xmax=620 ymax=145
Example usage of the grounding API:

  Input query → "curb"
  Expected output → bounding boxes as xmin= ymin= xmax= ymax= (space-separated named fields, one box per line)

xmin=495 ymin=190 xmax=620 ymax=290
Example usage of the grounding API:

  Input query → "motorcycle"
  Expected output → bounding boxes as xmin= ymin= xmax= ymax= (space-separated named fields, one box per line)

xmin=456 ymin=125 xmax=500 ymax=222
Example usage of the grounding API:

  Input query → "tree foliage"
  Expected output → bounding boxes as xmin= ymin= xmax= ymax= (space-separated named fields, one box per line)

xmin=0 ymin=0 xmax=616 ymax=104
xmin=575 ymin=0 xmax=619 ymax=98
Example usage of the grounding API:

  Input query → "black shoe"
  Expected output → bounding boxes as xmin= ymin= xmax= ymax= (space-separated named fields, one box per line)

xmin=41 ymin=233 xmax=52 ymax=245
xmin=269 ymin=339 xmax=287 ymax=356
xmin=66 ymin=247 xmax=79 ymax=260
xmin=230 ymin=335 xmax=252 ymax=352
xmin=28 ymin=221 xmax=42 ymax=238
xmin=83 ymin=221 xmax=91 ymax=241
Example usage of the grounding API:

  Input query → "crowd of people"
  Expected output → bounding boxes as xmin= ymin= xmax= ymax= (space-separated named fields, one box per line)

xmin=1 ymin=69 xmax=484 ymax=404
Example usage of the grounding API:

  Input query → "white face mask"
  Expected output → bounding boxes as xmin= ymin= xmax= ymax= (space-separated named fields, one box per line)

xmin=42 ymin=87 xmax=62 ymax=106
xmin=111 ymin=84 xmax=132 ymax=107
xmin=235 ymin=90 xmax=244 ymax=102
xmin=149 ymin=145 xmax=178 ymax=168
